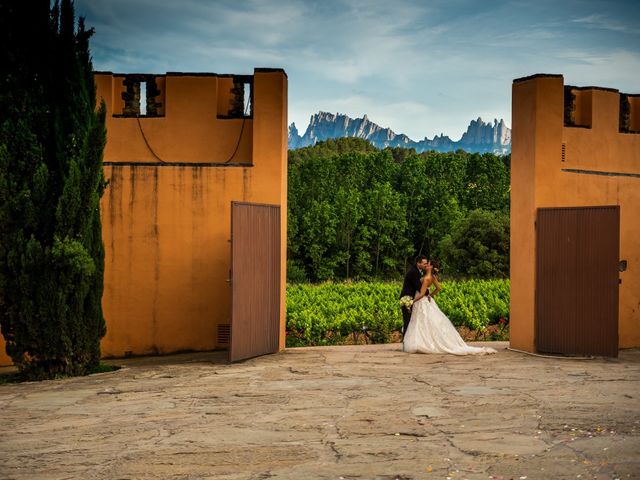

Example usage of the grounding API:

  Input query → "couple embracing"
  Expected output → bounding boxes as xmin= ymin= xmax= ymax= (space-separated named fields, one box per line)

xmin=400 ymin=255 xmax=496 ymax=355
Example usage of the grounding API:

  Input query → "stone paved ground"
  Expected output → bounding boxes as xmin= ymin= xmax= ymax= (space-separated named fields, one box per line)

xmin=0 ymin=343 xmax=639 ymax=480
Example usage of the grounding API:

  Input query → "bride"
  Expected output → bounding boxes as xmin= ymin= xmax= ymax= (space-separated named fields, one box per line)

xmin=403 ymin=262 xmax=496 ymax=355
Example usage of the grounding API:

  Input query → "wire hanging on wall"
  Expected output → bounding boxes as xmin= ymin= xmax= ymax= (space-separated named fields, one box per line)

xmin=135 ymin=81 xmax=251 ymax=165
xmin=136 ymin=115 xmax=167 ymax=163
xmin=223 ymin=87 xmax=252 ymax=164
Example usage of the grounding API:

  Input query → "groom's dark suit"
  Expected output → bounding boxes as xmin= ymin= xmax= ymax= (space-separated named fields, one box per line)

xmin=400 ymin=265 xmax=423 ymax=336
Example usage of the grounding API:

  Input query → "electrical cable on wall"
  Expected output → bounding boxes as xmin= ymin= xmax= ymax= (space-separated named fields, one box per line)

xmin=224 ymin=89 xmax=251 ymax=164
xmin=506 ymin=347 xmax=594 ymax=360
xmin=136 ymin=85 xmax=251 ymax=165
xmin=136 ymin=116 xmax=167 ymax=163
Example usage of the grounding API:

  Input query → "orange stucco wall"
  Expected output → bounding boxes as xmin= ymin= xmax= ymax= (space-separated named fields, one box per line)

xmin=0 ymin=69 xmax=287 ymax=365
xmin=510 ymin=74 xmax=640 ymax=353
xmin=0 ymin=328 xmax=6 ymax=364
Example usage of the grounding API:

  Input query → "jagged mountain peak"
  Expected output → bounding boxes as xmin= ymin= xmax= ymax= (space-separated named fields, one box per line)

xmin=289 ymin=112 xmax=511 ymax=154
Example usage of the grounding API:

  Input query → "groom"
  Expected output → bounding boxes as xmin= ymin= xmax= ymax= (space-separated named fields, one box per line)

xmin=400 ymin=255 xmax=431 ymax=337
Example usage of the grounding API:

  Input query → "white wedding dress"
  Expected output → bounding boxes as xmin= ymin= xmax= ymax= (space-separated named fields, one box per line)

xmin=403 ymin=296 xmax=497 ymax=355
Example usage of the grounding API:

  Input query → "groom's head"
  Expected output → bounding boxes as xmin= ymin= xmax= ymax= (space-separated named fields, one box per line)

xmin=415 ymin=255 xmax=428 ymax=272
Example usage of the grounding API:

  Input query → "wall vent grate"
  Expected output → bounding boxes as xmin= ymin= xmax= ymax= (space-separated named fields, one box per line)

xmin=217 ymin=324 xmax=231 ymax=345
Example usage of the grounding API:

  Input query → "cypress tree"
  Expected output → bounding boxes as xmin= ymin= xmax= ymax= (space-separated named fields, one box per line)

xmin=0 ymin=0 xmax=107 ymax=379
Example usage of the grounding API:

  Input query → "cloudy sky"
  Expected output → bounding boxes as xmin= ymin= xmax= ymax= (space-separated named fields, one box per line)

xmin=75 ymin=0 xmax=640 ymax=140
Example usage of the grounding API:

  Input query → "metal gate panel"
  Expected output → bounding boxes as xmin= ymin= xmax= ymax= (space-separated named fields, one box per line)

xmin=536 ymin=206 xmax=619 ymax=357
xmin=230 ymin=202 xmax=281 ymax=362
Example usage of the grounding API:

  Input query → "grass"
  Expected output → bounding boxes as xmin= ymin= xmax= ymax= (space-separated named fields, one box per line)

xmin=88 ymin=362 xmax=121 ymax=375
xmin=0 ymin=362 xmax=120 ymax=384
xmin=0 ymin=372 xmax=22 ymax=385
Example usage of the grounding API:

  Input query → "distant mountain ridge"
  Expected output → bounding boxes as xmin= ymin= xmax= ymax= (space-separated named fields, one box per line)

xmin=288 ymin=112 xmax=511 ymax=154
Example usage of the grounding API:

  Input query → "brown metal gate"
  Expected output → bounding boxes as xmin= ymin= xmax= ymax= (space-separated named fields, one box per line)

xmin=229 ymin=202 xmax=281 ymax=362
xmin=536 ymin=206 xmax=619 ymax=357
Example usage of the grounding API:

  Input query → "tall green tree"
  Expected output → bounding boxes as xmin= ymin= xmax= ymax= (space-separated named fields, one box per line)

xmin=362 ymin=181 xmax=411 ymax=277
xmin=462 ymin=152 xmax=510 ymax=212
xmin=0 ymin=0 xmax=107 ymax=379
xmin=437 ymin=209 xmax=510 ymax=278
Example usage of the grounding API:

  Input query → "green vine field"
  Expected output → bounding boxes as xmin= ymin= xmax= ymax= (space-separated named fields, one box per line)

xmin=286 ymin=279 xmax=509 ymax=346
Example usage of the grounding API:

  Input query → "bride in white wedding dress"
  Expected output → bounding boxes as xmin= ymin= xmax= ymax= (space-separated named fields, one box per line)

xmin=403 ymin=262 xmax=496 ymax=355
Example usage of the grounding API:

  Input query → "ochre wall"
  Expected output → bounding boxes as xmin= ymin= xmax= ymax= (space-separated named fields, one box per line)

xmin=510 ymin=74 xmax=640 ymax=353
xmin=104 ymin=74 xmax=254 ymax=165
xmin=0 ymin=328 xmax=7 ymax=364
xmin=0 ymin=69 xmax=287 ymax=365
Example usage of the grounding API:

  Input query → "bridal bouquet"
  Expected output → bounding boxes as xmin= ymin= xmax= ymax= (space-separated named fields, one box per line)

xmin=399 ymin=295 xmax=414 ymax=309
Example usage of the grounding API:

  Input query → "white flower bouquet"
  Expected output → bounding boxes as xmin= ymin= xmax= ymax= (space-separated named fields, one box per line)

xmin=399 ymin=295 xmax=414 ymax=309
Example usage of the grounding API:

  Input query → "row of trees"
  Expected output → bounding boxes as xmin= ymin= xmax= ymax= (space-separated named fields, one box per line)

xmin=0 ymin=1 xmax=107 ymax=379
xmin=287 ymin=138 xmax=510 ymax=282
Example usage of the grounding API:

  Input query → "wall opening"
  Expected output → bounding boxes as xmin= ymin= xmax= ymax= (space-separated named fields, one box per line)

xmin=620 ymin=94 xmax=640 ymax=134
xmin=139 ymin=81 xmax=147 ymax=116
xmin=116 ymin=74 xmax=165 ymax=118
xmin=242 ymin=81 xmax=252 ymax=116
xmin=218 ymin=75 xmax=253 ymax=119
xmin=564 ymin=86 xmax=592 ymax=128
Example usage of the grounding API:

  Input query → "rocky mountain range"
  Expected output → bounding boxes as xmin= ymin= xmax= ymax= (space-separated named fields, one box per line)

xmin=288 ymin=112 xmax=511 ymax=154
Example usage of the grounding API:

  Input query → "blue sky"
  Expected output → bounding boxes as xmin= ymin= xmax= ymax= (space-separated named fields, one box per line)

xmin=75 ymin=0 xmax=640 ymax=140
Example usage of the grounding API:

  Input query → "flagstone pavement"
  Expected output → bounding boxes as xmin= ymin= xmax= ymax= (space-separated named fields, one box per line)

xmin=0 ymin=343 xmax=638 ymax=479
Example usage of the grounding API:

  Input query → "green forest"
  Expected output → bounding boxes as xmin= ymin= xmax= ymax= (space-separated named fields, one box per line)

xmin=287 ymin=138 xmax=511 ymax=282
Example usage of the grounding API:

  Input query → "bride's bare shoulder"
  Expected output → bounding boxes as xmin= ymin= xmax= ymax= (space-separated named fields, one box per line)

xmin=420 ymin=275 xmax=433 ymax=286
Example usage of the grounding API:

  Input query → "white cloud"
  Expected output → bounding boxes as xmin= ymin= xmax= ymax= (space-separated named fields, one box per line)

xmin=571 ymin=14 xmax=640 ymax=34
xmin=77 ymin=0 xmax=640 ymax=140
xmin=559 ymin=49 xmax=640 ymax=92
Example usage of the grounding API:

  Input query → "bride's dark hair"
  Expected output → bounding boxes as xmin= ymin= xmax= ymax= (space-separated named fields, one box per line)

xmin=430 ymin=258 xmax=441 ymax=274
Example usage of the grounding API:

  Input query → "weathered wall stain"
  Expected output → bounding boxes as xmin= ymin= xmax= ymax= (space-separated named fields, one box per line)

xmin=151 ymin=167 xmax=160 ymax=352
xmin=242 ymin=167 xmax=250 ymax=202
xmin=127 ymin=166 xmax=136 ymax=274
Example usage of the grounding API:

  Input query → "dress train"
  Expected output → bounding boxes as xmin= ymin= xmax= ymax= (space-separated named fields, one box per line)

xmin=403 ymin=297 xmax=497 ymax=355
